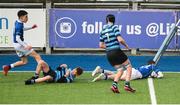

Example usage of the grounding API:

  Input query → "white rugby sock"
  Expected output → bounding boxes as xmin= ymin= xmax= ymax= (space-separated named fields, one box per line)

xmin=10 ymin=64 xmax=14 ymax=68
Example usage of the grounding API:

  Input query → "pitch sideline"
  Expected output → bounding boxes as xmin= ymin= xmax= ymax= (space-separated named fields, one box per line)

xmin=148 ymin=78 xmax=157 ymax=105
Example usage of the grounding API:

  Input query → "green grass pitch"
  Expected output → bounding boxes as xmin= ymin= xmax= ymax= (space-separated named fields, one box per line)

xmin=0 ymin=72 xmax=180 ymax=104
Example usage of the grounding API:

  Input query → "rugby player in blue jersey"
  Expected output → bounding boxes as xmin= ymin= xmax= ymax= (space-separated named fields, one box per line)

xmin=2 ymin=10 xmax=42 ymax=76
xmin=99 ymin=14 xmax=135 ymax=93
xmin=92 ymin=60 xmax=163 ymax=82
xmin=25 ymin=60 xmax=83 ymax=85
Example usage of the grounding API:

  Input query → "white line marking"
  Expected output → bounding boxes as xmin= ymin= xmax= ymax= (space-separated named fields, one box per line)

xmin=148 ymin=78 xmax=157 ymax=105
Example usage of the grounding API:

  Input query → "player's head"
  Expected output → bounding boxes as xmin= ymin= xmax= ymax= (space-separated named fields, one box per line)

xmin=147 ymin=60 xmax=155 ymax=65
xmin=73 ymin=67 xmax=84 ymax=77
xmin=106 ymin=14 xmax=115 ymax=24
xmin=17 ymin=10 xmax=28 ymax=23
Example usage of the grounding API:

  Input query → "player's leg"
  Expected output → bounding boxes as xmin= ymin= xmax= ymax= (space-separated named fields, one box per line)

xmin=92 ymin=73 xmax=106 ymax=82
xmin=120 ymin=70 xmax=127 ymax=81
xmin=36 ymin=60 xmax=49 ymax=74
xmin=107 ymin=74 xmax=115 ymax=80
xmin=92 ymin=66 xmax=115 ymax=80
xmin=25 ymin=75 xmax=53 ymax=85
xmin=92 ymin=72 xmax=115 ymax=82
xmin=92 ymin=66 xmax=115 ymax=76
xmin=2 ymin=56 xmax=28 ymax=76
xmin=27 ymin=50 xmax=42 ymax=78
xmin=92 ymin=66 xmax=102 ymax=77
xmin=110 ymin=65 xmax=124 ymax=93
xmin=104 ymin=69 xmax=115 ymax=75
xmin=123 ymin=60 xmax=136 ymax=93
xmin=30 ymin=60 xmax=50 ymax=79
xmin=35 ymin=76 xmax=53 ymax=83
xmin=25 ymin=61 xmax=54 ymax=85
xmin=106 ymin=50 xmax=123 ymax=93
xmin=2 ymin=43 xmax=34 ymax=76
xmin=13 ymin=56 xmax=28 ymax=67
xmin=29 ymin=50 xmax=42 ymax=63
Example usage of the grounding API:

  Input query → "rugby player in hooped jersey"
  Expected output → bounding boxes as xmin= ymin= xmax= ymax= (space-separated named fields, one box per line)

xmin=99 ymin=14 xmax=135 ymax=93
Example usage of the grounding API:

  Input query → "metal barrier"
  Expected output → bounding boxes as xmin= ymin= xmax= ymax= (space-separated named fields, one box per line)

xmin=0 ymin=3 xmax=44 ymax=8
xmin=53 ymin=3 xmax=130 ymax=9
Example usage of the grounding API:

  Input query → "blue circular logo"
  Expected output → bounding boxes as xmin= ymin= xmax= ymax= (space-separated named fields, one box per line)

xmin=55 ymin=17 xmax=77 ymax=39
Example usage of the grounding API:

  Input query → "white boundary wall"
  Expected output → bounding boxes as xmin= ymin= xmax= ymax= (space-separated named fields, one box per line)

xmin=0 ymin=9 xmax=46 ymax=47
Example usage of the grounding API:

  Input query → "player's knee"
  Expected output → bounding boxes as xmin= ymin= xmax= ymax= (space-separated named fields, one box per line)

xmin=38 ymin=60 xmax=48 ymax=69
xmin=38 ymin=60 xmax=45 ymax=65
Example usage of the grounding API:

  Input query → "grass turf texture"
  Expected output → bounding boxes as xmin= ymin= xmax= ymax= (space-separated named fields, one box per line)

xmin=154 ymin=73 xmax=180 ymax=104
xmin=0 ymin=72 xmax=179 ymax=104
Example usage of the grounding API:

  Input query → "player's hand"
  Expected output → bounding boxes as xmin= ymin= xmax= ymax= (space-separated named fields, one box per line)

xmin=125 ymin=46 xmax=131 ymax=51
xmin=25 ymin=45 xmax=32 ymax=50
xmin=32 ymin=24 xmax=37 ymax=29
xmin=127 ymin=48 xmax=131 ymax=51
xmin=60 ymin=64 xmax=68 ymax=68
xmin=63 ymin=75 xmax=67 ymax=78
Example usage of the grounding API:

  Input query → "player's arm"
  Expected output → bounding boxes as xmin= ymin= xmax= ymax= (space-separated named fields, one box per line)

xmin=64 ymin=68 xmax=70 ymax=77
xmin=114 ymin=26 xmax=129 ymax=49
xmin=59 ymin=64 xmax=70 ymax=77
xmin=99 ymin=33 xmax=106 ymax=49
xmin=16 ymin=35 xmax=27 ymax=46
xmin=60 ymin=64 xmax=68 ymax=68
xmin=23 ymin=24 xmax=37 ymax=31
xmin=117 ymin=36 xmax=129 ymax=49
xmin=16 ymin=35 xmax=32 ymax=50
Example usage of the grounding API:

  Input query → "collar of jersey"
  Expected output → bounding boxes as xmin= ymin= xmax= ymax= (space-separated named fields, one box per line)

xmin=17 ymin=19 xmax=23 ymax=23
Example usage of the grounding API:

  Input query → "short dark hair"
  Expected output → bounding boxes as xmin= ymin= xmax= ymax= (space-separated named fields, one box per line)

xmin=147 ymin=60 xmax=155 ymax=65
xmin=17 ymin=10 xmax=28 ymax=18
xmin=106 ymin=14 xmax=115 ymax=24
xmin=76 ymin=67 xmax=84 ymax=76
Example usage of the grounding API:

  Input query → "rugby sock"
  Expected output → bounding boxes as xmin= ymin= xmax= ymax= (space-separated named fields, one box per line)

xmin=112 ymin=81 xmax=118 ymax=88
xmin=25 ymin=79 xmax=35 ymax=85
xmin=10 ymin=64 xmax=14 ymax=68
xmin=102 ymin=69 xmax=104 ymax=73
xmin=125 ymin=81 xmax=130 ymax=87
xmin=34 ymin=73 xmax=39 ymax=78
xmin=7 ymin=65 xmax=11 ymax=70
xmin=31 ymin=79 xmax=35 ymax=84
xmin=6 ymin=65 xmax=11 ymax=69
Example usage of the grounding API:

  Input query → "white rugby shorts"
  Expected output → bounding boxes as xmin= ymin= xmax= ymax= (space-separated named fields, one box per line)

xmin=13 ymin=43 xmax=34 ymax=57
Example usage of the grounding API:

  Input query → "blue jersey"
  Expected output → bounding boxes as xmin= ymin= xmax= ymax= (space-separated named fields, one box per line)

xmin=13 ymin=20 xmax=24 ymax=43
xmin=137 ymin=65 xmax=160 ymax=78
xmin=55 ymin=67 xmax=75 ymax=83
xmin=100 ymin=24 xmax=121 ymax=51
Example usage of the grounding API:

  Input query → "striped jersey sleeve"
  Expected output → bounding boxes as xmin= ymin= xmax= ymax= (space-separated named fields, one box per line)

xmin=113 ymin=25 xmax=121 ymax=37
